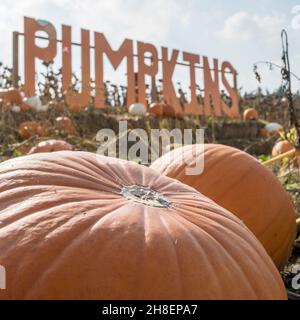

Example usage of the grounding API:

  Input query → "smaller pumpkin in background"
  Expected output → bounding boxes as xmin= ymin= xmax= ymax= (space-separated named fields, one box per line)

xmin=48 ymin=100 xmax=64 ymax=112
xmin=27 ymin=139 xmax=73 ymax=154
xmin=128 ymin=103 xmax=147 ymax=116
xmin=272 ymin=140 xmax=294 ymax=157
xmin=0 ymin=88 xmax=28 ymax=111
xmin=149 ymin=102 xmax=177 ymax=118
xmin=55 ymin=116 xmax=77 ymax=136
xmin=0 ymin=88 xmax=23 ymax=105
xmin=259 ymin=127 xmax=269 ymax=138
xmin=243 ymin=108 xmax=258 ymax=121
xmin=18 ymin=121 xmax=47 ymax=140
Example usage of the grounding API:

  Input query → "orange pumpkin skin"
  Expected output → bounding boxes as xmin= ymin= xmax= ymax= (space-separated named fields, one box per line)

xmin=243 ymin=108 xmax=258 ymax=121
xmin=259 ymin=128 xmax=269 ymax=138
xmin=20 ymin=102 xmax=32 ymax=112
xmin=0 ymin=88 xmax=23 ymax=107
xmin=149 ymin=102 xmax=164 ymax=117
xmin=27 ymin=139 xmax=73 ymax=154
xmin=0 ymin=151 xmax=286 ymax=300
xmin=151 ymin=144 xmax=296 ymax=269
xmin=149 ymin=102 xmax=177 ymax=118
xmin=272 ymin=140 xmax=294 ymax=157
xmin=55 ymin=116 xmax=77 ymax=135
xmin=18 ymin=122 xmax=46 ymax=139
xmin=162 ymin=104 xmax=177 ymax=117
xmin=48 ymin=100 xmax=64 ymax=112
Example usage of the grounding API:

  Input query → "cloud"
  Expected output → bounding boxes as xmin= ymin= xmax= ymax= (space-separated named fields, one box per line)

xmin=218 ymin=11 xmax=286 ymax=41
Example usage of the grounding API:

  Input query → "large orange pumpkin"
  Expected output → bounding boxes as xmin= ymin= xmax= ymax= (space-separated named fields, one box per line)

xmin=272 ymin=140 xmax=294 ymax=157
xmin=243 ymin=108 xmax=258 ymax=121
xmin=0 ymin=151 xmax=286 ymax=299
xmin=151 ymin=144 xmax=296 ymax=269
xmin=27 ymin=139 xmax=73 ymax=154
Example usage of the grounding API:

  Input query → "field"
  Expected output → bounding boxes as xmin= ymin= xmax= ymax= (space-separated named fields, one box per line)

xmin=1 ymin=63 xmax=300 ymax=300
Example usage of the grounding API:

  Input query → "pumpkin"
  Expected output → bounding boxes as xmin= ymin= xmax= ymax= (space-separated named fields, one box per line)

xmin=243 ymin=108 xmax=258 ymax=121
xmin=151 ymin=144 xmax=296 ymax=269
xmin=258 ymin=128 xmax=269 ymax=139
xmin=0 ymin=151 xmax=286 ymax=300
xmin=48 ymin=100 xmax=64 ymax=112
xmin=149 ymin=102 xmax=164 ymax=117
xmin=149 ymin=102 xmax=177 ymax=118
xmin=27 ymin=139 xmax=73 ymax=154
xmin=128 ymin=103 xmax=147 ymax=116
xmin=272 ymin=140 xmax=294 ymax=157
xmin=55 ymin=116 xmax=77 ymax=136
xmin=0 ymin=88 xmax=23 ymax=106
xmin=18 ymin=121 xmax=46 ymax=139
xmin=0 ymin=88 xmax=30 ymax=111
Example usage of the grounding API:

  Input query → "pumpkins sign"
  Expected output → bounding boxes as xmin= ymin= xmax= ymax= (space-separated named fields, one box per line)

xmin=13 ymin=17 xmax=239 ymax=117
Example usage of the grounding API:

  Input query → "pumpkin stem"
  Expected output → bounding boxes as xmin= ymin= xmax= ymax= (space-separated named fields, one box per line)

xmin=121 ymin=185 xmax=171 ymax=208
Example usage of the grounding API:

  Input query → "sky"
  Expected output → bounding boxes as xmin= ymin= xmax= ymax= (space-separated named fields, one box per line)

xmin=0 ymin=0 xmax=300 ymax=94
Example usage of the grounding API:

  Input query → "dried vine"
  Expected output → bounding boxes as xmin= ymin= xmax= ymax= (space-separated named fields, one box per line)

xmin=253 ymin=29 xmax=300 ymax=149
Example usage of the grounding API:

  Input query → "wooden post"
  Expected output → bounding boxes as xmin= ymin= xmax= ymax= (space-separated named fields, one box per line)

xmin=233 ymin=72 xmax=237 ymax=91
xmin=150 ymin=56 xmax=157 ymax=103
xmin=12 ymin=31 xmax=19 ymax=88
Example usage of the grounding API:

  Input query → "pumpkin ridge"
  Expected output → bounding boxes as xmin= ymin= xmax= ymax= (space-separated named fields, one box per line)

xmin=165 ymin=209 xmax=260 ymax=299
xmin=2 ymin=209 xmax=105 ymax=298
xmin=0 ymin=168 xmax=121 ymax=195
xmin=158 ymin=214 xmax=184 ymax=297
xmin=0 ymin=195 xmax=125 ymax=231
xmin=173 ymin=220 xmax=223 ymax=298
xmin=172 ymin=197 xmax=245 ymax=227
xmin=195 ymin=221 xmax=283 ymax=299
xmin=22 ymin=204 xmax=129 ymax=299
xmin=179 ymin=206 xmax=287 ymax=298
xmin=0 ymin=153 xmax=122 ymax=191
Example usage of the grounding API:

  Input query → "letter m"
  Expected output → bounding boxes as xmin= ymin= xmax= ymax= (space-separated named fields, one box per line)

xmin=94 ymin=33 xmax=134 ymax=108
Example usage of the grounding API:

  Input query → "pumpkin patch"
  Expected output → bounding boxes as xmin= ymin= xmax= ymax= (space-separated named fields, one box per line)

xmin=0 ymin=7 xmax=300 ymax=303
